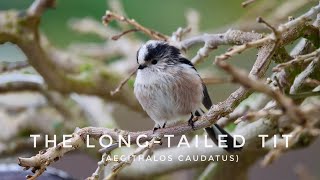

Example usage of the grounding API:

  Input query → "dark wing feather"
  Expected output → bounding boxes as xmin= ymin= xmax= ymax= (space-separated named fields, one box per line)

xmin=178 ymin=57 xmax=213 ymax=110
xmin=202 ymin=84 xmax=212 ymax=110
xmin=178 ymin=57 xmax=196 ymax=70
xmin=180 ymin=57 xmax=240 ymax=152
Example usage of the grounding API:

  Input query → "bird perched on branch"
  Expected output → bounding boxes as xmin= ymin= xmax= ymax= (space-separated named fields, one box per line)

xmin=134 ymin=40 xmax=241 ymax=152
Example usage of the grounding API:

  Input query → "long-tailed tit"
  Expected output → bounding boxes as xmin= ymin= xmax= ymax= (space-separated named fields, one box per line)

xmin=134 ymin=40 xmax=241 ymax=152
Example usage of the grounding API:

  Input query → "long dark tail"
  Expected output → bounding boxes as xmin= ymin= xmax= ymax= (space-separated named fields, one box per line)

xmin=205 ymin=124 xmax=242 ymax=153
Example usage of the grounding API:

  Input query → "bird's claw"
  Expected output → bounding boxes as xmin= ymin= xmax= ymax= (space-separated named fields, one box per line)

xmin=188 ymin=118 xmax=196 ymax=130
xmin=153 ymin=123 xmax=166 ymax=133
xmin=153 ymin=126 xmax=159 ymax=133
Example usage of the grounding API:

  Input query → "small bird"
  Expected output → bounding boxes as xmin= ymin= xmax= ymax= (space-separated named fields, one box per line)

xmin=134 ymin=40 xmax=240 ymax=152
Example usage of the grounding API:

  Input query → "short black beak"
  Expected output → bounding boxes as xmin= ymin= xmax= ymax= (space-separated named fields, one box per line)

xmin=138 ymin=64 xmax=147 ymax=70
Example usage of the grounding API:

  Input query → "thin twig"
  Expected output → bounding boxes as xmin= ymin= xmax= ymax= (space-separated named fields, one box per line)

xmin=111 ymin=28 xmax=139 ymax=40
xmin=215 ymin=59 xmax=306 ymax=125
xmin=236 ymin=109 xmax=282 ymax=124
xmin=261 ymin=126 xmax=303 ymax=166
xmin=305 ymin=78 xmax=320 ymax=87
xmin=202 ymin=77 xmax=230 ymax=85
xmin=171 ymin=27 xmax=192 ymax=42
xmin=290 ymin=56 xmax=320 ymax=94
xmin=179 ymin=30 xmax=263 ymax=64
xmin=215 ymin=36 xmax=272 ymax=61
xmin=0 ymin=61 xmax=29 ymax=73
xmin=103 ymin=11 xmax=169 ymax=41
xmin=273 ymin=48 xmax=320 ymax=72
xmin=216 ymin=2 xmax=320 ymax=62
xmin=216 ymin=17 xmax=280 ymax=62
xmin=241 ymin=0 xmax=259 ymax=8
xmin=110 ymin=67 xmax=137 ymax=96
xmin=86 ymin=152 xmax=111 ymax=180
xmin=288 ymin=91 xmax=320 ymax=100
xmin=104 ymin=137 xmax=159 ymax=179
xmin=27 ymin=0 xmax=56 ymax=17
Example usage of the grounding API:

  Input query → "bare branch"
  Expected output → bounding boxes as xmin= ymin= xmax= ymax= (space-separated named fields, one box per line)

xmin=216 ymin=2 xmax=320 ymax=61
xmin=290 ymin=56 xmax=320 ymax=94
xmin=179 ymin=30 xmax=263 ymax=64
xmin=261 ymin=126 xmax=303 ymax=166
xmin=171 ymin=27 xmax=192 ymax=42
xmin=216 ymin=59 xmax=306 ymax=125
xmin=241 ymin=0 xmax=259 ymax=8
xmin=273 ymin=48 xmax=320 ymax=72
xmin=27 ymin=0 xmax=56 ymax=17
xmin=0 ymin=74 xmax=44 ymax=93
xmin=110 ymin=67 xmax=137 ymax=96
xmin=105 ymin=137 xmax=159 ymax=179
xmin=103 ymin=11 xmax=169 ymax=41
xmin=0 ymin=61 xmax=29 ymax=73
xmin=120 ymin=117 xmax=277 ymax=178
xmin=202 ymin=77 xmax=230 ymax=85
xmin=86 ymin=152 xmax=111 ymax=180
xmin=111 ymin=28 xmax=139 ymax=40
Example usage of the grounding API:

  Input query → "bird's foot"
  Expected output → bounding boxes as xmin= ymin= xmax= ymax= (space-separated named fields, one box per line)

xmin=156 ymin=137 xmax=163 ymax=146
xmin=188 ymin=114 xmax=198 ymax=131
xmin=153 ymin=122 xmax=166 ymax=133
xmin=162 ymin=122 xmax=166 ymax=128
xmin=188 ymin=119 xmax=195 ymax=130
xmin=153 ymin=126 xmax=159 ymax=133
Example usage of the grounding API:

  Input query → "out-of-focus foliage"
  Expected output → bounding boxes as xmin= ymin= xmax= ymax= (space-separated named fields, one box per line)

xmin=0 ymin=0 xmax=245 ymax=47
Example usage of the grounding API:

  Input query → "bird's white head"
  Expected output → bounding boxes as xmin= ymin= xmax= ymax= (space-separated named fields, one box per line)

xmin=136 ymin=40 xmax=182 ymax=70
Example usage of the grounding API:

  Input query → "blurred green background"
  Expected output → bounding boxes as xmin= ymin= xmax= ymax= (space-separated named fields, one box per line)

xmin=0 ymin=0 xmax=244 ymax=47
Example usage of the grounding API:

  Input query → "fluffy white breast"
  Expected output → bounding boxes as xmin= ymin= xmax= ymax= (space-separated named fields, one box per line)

xmin=134 ymin=68 xmax=163 ymax=86
xmin=134 ymin=65 xmax=204 ymax=126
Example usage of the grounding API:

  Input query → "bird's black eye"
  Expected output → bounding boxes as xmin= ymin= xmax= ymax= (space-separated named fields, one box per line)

xmin=151 ymin=60 xmax=157 ymax=65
